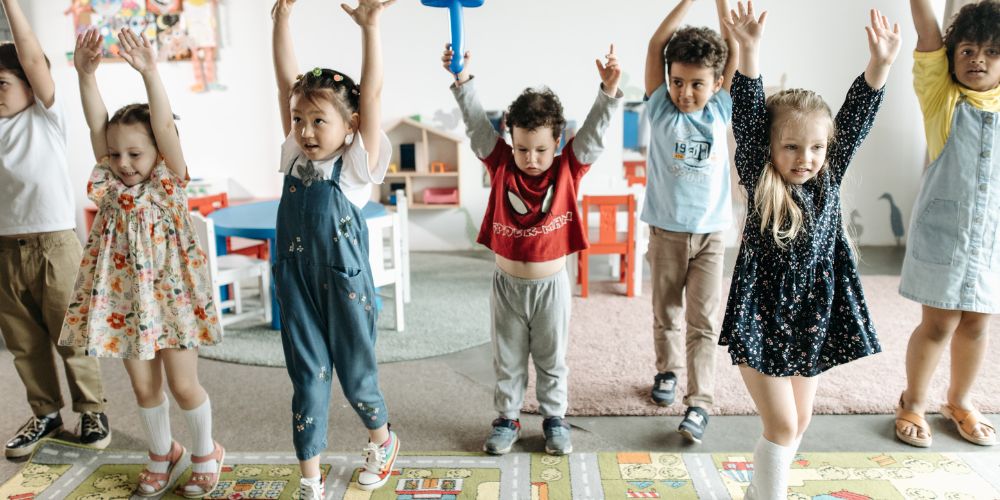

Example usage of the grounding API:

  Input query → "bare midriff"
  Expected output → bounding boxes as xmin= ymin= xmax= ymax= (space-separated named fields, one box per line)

xmin=495 ymin=254 xmax=566 ymax=280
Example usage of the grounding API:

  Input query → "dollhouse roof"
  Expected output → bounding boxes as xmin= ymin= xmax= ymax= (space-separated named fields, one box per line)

xmin=386 ymin=117 xmax=464 ymax=144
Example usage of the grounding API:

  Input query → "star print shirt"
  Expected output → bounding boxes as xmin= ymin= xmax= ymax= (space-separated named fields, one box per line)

xmin=452 ymin=78 xmax=623 ymax=262
xmin=718 ymin=72 xmax=884 ymax=377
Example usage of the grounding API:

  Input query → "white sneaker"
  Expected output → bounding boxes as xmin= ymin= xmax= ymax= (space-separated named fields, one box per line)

xmin=298 ymin=477 xmax=324 ymax=500
xmin=357 ymin=431 xmax=399 ymax=491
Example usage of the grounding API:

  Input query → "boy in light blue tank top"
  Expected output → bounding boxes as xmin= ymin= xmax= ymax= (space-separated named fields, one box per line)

xmin=642 ymin=0 xmax=737 ymax=443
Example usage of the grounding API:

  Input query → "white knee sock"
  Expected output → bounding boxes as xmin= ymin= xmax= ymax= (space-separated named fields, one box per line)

xmin=183 ymin=398 xmax=217 ymax=475
xmin=138 ymin=395 xmax=172 ymax=474
xmin=746 ymin=436 xmax=796 ymax=500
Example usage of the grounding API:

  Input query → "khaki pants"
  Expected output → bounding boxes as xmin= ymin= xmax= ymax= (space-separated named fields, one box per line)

xmin=0 ymin=231 xmax=105 ymax=416
xmin=648 ymin=228 xmax=724 ymax=409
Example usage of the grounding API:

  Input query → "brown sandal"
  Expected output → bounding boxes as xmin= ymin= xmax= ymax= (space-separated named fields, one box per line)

xmin=134 ymin=440 xmax=185 ymax=497
xmin=941 ymin=403 xmax=997 ymax=446
xmin=177 ymin=441 xmax=225 ymax=498
xmin=895 ymin=393 xmax=932 ymax=448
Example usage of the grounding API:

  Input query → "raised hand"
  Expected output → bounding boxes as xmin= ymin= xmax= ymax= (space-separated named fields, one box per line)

xmin=866 ymin=8 xmax=901 ymax=67
xmin=342 ymin=0 xmax=395 ymax=27
xmin=271 ymin=0 xmax=296 ymax=21
xmin=442 ymin=44 xmax=470 ymax=83
xmin=74 ymin=27 xmax=102 ymax=75
xmin=595 ymin=44 xmax=621 ymax=95
xmin=723 ymin=0 xmax=767 ymax=47
xmin=117 ymin=28 xmax=156 ymax=74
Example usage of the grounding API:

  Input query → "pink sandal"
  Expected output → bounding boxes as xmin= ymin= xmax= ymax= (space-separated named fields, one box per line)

xmin=134 ymin=440 xmax=185 ymax=497
xmin=178 ymin=441 xmax=225 ymax=498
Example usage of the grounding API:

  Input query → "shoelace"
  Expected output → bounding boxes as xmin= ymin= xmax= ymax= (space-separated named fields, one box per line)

xmin=17 ymin=417 xmax=47 ymax=438
xmin=79 ymin=413 xmax=106 ymax=436
xmin=362 ymin=442 xmax=387 ymax=472
xmin=299 ymin=480 xmax=324 ymax=500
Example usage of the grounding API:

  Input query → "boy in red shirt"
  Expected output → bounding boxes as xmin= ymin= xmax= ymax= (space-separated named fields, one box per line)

xmin=442 ymin=44 xmax=622 ymax=455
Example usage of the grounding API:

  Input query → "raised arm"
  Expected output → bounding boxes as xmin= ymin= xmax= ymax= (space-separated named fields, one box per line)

xmin=573 ymin=44 xmax=624 ymax=164
xmin=722 ymin=0 xmax=766 ymax=79
xmin=118 ymin=28 xmax=187 ymax=178
xmin=343 ymin=0 xmax=395 ymax=172
xmin=74 ymin=28 xmax=109 ymax=162
xmin=864 ymin=8 xmax=901 ymax=89
xmin=909 ymin=0 xmax=943 ymax=53
xmin=445 ymin=48 xmax=500 ymax=159
xmin=716 ymin=0 xmax=739 ymax=91
xmin=272 ymin=0 xmax=299 ymax=136
xmin=645 ymin=0 xmax=696 ymax=97
xmin=1 ymin=0 xmax=55 ymax=107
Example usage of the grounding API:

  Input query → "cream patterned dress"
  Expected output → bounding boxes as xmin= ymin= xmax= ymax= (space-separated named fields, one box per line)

xmin=59 ymin=161 xmax=222 ymax=360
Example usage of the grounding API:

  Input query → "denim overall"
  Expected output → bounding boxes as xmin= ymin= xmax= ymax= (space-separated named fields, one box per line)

xmin=900 ymin=100 xmax=1000 ymax=313
xmin=274 ymin=157 xmax=389 ymax=460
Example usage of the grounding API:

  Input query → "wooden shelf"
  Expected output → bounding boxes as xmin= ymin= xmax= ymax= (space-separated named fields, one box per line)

xmin=410 ymin=203 xmax=460 ymax=210
xmin=385 ymin=172 xmax=459 ymax=178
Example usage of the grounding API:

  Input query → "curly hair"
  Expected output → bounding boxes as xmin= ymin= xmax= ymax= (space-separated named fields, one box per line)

xmin=289 ymin=68 xmax=360 ymax=123
xmin=664 ymin=26 xmax=728 ymax=79
xmin=944 ymin=1 xmax=1000 ymax=73
xmin=505 ymin=87 xmax=566 ymax=142
xmin=0 ymin=42 xmax=51 ymax=86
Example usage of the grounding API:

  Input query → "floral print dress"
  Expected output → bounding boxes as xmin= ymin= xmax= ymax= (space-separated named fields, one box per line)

xmin=59 ymin=161 xmax=222 ymax=360
xmin=718 ymin=72 xmax=884 ymax=377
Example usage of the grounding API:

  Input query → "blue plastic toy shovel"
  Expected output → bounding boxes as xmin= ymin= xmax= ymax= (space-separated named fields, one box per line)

xmin=421 ymin=0 xmax=484 ymax=74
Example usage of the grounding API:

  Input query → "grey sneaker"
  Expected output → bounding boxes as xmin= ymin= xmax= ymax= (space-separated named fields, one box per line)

xmin=651 ymin=372 xmax=677 ymax=406
xmin=483 ymin=418 xmax=520 ymax=455
xmin=543 ymin=417 xmax=572 ymax=455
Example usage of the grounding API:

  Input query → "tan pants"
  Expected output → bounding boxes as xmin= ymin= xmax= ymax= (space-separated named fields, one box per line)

xmin=648 ymin=228 xmax=724 ymax=409
xmin=0 ymin=231 xmax=105 ymax=416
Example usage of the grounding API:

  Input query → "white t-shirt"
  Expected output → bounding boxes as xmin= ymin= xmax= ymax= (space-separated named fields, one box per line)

xmin=0 ymin=96 xmax=76 ymax=235
xmin=278 ymin=130 xmax=391 ymax=209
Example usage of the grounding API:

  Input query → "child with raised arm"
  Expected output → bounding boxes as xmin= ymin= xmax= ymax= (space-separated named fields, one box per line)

xmin=0 ymin=0 xmax=110 ymax=459
xmin=895 ymin=0 xmax=1000 ymax=448
xmin=642 ymin=0 xmax=738 ymax=443
xmin=721 ymin=2 xmax=899 ymax=498
xmin=58 ymin=28 xmax=224 ymax=498
xmin=271 ymin=1 xmax=399 ymax=497
xmin=443 ymin=43 xmax=623 ymax=456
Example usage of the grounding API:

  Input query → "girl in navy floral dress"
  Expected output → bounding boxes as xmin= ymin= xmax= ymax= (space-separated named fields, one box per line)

xmin=720 ymin=2 xmax=901 ymax=499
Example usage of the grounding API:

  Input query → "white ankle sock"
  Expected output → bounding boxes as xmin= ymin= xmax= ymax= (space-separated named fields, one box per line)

xmin=138 ymin=396 xmax=172 ymax=475
xmin=746 ymin=436 xmax=796 ymax=500
xmin=183 ymin=398 xmax=216 ymax=475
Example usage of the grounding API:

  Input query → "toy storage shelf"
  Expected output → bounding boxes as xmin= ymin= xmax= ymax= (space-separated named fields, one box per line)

xmin=383 ymin=117 xmax=464 ymax=211
xmin=383 ymin=172 xmax=460 ymax=210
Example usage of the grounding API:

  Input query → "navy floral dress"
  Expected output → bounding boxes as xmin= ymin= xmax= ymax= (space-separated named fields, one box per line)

xmin=719 ymin=72 xmax=884 ymax=377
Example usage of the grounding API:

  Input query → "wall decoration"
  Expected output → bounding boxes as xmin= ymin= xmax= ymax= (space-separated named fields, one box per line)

xmin=66 ymin=0 xmax=225 ymax=93
xmin=879 ymin=192 xmax=905 ymax=246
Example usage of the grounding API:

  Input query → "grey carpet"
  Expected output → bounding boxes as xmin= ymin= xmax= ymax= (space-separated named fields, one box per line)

xmin=199 ymin=251 xmax=494 ymax=366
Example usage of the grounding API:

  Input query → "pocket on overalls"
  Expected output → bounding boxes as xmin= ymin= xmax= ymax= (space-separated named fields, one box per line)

xmin=912 ymin=199 xmax=961 ymax=266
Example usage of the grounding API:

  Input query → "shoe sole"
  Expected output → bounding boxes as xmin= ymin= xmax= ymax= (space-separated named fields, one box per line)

xmin=678 ymin=428 xmax=702 ymax=444
xmin=650 ymin=397 xmax=674 ymax=407
xmin=482 ymin=440 xmax=516 ymax=455
xmin=4 ymin=426 xmax=63 ymax=458
xmin=81 ymin=430 xmax=112 ymax=450
xmin=357 ymin=437 xmax=400 ymax=491
xmin=544 ymin=445 xmax=573 ymax=456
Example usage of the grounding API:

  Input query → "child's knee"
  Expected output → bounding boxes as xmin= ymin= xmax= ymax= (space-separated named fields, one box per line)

xmin=166 ymin=377 xmax=204 ymax=406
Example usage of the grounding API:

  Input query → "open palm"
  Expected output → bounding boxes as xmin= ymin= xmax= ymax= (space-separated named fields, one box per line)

xmin=74 ymin=28 xmax=103 ymax=75
xmin=866 ymin=8 xmax=901 ymax=67
xmin=117 ymin=28 xmax=156 ymax=73
xmin=724 ymin=0 xmax=767 ymax=47
xmin=342 ymin=0 xmax=396 ymax=27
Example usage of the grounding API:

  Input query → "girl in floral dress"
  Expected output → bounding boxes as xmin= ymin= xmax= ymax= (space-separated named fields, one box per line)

xmin=59 ymin=27 xmax=224 ymax=498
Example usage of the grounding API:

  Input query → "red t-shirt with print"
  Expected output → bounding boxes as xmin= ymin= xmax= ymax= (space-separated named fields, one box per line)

xmin=477 ymin=136 xmax=590 ymax=262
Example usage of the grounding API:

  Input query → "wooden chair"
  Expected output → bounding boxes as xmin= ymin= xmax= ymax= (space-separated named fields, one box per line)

xmin=190 ymin=212 xmax=272 ymax=327
xmin=578 ymin=194 xmax=637 ymax=297
xmin=623 ymin=159 xmax=647 ymax=187
xmin=188 ymin=193 xmax=270 ymax=260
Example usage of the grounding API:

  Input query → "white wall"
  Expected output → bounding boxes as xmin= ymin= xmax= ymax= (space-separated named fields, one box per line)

xmin=26 ymin=0 xmax=940 ymax=248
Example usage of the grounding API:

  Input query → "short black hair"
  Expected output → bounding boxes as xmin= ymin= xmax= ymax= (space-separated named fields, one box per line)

xmin=505 ymin=87 xmax=565 ymax=142
xmin=0 ymin=42 xmax=52 ymax=86
xmin=944 ymin=0 xmax=1000 ymax=73
xmin=664 ymin=26 xmax=727 ymax=79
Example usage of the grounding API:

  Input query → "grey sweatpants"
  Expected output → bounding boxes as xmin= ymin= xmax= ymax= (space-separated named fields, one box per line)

xmin=490 ymin=266 xmax=572 ymax=419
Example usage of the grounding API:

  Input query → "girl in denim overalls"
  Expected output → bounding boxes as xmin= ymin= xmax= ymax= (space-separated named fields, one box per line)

xmin=895 ymin=0 xmax=1000 ymax=449
xmin=271 ymin=1 xmax=399 ymax=497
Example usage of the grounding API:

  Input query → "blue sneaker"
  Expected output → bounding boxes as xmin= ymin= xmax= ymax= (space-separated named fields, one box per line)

xmin=543 ymin=417 xmax=572 ymax=455
xmin=678 ymin=406 xmax=709 ymax=443
xmin=651 ymin=372 xmax=677 ymax=406
xmin=483 ymin=418 xmax=520 ymax=455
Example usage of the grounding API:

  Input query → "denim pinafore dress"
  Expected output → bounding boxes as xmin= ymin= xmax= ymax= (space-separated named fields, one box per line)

xmin=899 ymin=100 xmax=1000 ymax=313
xmin=274 ymin=157 xmax=389 ymax=461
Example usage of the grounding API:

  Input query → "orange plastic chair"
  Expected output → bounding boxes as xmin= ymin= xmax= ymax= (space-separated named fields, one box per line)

xmin=188 ymin=193 xmax=270 ymax=261
xmin=623 ymin=159 xmax=647 ymax=187
xmin=577 ymin=194 xmax=636 ymax=297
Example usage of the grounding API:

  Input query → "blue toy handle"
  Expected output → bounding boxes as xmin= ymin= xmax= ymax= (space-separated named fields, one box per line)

xmin=448 ymin=3 xmax=466 ymax=74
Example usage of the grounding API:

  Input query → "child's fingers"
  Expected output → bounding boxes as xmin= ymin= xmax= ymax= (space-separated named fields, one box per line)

xmin=340 ymin=3 xmax=353 ymax=16
xmin=382 ymin=0 xmax=396 ymax=7
xmin=757 ymin=10 xmax=767 ymax=27
xmin=608 ymin=43 xmax=615 ymax=56
xmin=595 ymin=59 xmax=606 ymax=74
xmin=865 ymin=25 xmax=877 ymax=47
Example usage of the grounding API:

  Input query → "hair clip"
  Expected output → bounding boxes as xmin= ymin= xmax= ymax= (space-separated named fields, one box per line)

xmin=311 ymin=67 xmax=323 ymax=78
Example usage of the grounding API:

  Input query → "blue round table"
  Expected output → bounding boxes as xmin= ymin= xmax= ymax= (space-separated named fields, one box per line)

xmin=209 ymin=199 xmax=388 ymax=330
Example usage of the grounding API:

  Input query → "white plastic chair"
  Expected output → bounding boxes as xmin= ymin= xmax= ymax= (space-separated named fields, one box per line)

xmin=190 ymin=212 xmax=272 ymax=327
xmin=367 ymin=190 xmax=409 ymax=332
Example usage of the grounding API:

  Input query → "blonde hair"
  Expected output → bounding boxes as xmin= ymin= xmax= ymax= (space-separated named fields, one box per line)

xmin=754 ymin=89 xmax=834 ymax=249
